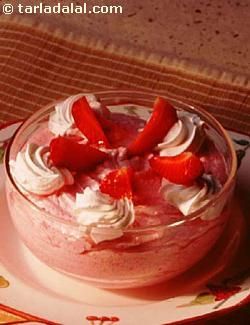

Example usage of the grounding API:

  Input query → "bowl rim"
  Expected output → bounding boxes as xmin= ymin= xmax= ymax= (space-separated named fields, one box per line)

xmin=4 ymin=90 xmax=237 ymax=232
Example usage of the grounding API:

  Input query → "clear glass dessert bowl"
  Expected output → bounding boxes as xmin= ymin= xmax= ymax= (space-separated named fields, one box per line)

xmin=4 ymin=90 xmax=237 ymax=289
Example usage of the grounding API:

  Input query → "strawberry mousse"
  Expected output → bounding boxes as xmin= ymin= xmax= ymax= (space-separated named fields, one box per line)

xmin=5 ymin=92 xmax=236 ymax=288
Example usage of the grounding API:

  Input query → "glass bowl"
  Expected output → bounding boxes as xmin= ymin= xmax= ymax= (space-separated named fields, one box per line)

xmin=4 ymin=90 xmax=237 ymax=289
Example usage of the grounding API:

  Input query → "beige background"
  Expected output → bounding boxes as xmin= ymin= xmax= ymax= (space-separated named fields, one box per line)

xmin=1 ymin=0 xmax=249 ymax=77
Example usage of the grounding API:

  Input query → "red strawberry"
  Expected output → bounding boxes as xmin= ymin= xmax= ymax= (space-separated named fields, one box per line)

xmin=100 ymin=167 xmax=133 ymax=199
xmin=149 ymin=152 xmax=204 ymax=185
xmin=128 ymin=97 xmax=178 ymax=156
xmin=72 ymin=97 xmax=109 ymax=147
xmin=50 ymin=136 xmax=108 ymax=172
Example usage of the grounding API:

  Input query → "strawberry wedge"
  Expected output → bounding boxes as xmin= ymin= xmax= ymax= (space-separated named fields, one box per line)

xmin=128 ymin=97 xmax=178 ymax=156
xmin=50 ymin=136 xmax=108 ymax=172
xmin=100 ymin=167 xmax=133 ymax=199
xmin=72 ymin=97 xmax=110 ymax=147
xmin=149 ymin=152 xmax=204 ymax=185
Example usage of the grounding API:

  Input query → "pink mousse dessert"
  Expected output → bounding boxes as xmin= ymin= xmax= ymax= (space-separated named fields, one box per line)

xmin=5 ymin=91 xmax=237 ymax=288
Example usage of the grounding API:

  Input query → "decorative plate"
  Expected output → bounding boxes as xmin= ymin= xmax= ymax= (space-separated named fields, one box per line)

xmin=0 ymin=120 xmax=250 ymax=325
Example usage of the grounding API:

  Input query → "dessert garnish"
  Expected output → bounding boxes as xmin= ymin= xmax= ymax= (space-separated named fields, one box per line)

xmin=10 ymin=143 xmax=74 ymax=195
xmin=127 ymin=97 xmax=178 ymax=156
xmin=11 ymin=94 xmax=224 ymax=227
xmin=100 ymin=167 xmax=133 ymax=199
xmin=49 ymin=136 xmax=108 ymax=172
xmin=74 ymin=186 xmax=135 ymax=244
xmin=74 ymin=168 xmax=135 ymax=243
xmin=72 ymin=96 xmax=110 ymax=147
xmin=157 ymin=113 xmax=205 ymax=157
xmin=161 ymin=175 xmax=217 ymax=216
xmin=149 ymin=152 xmax=204 ymax=185
xmin=48 ymin=93 xmax=102 ymax=137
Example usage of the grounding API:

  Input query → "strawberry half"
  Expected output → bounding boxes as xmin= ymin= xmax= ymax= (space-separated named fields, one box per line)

xmin=72 ymin=97 xmax=109 ymax=147
xmin=100 ymin=167 xmax=133 ymax=199
xmin=50 ymin=136 xmax=108 ymax=172
xmin=128 ymin=97 xmax=178 ymax=156
xmin=149 ymin=152 xmax=204 ymax=185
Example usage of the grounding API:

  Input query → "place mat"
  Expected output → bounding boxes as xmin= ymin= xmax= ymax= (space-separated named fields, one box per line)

xmin=0 ymin=16 xmax=250 ymax=325
xmin=0 ymin=16 xmax=249 ymax=135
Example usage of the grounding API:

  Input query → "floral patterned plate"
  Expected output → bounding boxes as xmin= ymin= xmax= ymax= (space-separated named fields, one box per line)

xmin=0 ymin=121 xmax=250 ymax=325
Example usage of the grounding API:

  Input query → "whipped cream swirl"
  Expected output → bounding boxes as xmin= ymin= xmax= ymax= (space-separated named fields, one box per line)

xmin=157 ymin=113 xmax=205 ymax=157
xmin=48 ymin=93 xmax=101 ymax=136
xmin=161 ymin=177 xmax=215 ymax=216
xmin=10 ymin=143 xmax=74 ymax=195
xmin=74 ymin=187 xmax=135 ymax=244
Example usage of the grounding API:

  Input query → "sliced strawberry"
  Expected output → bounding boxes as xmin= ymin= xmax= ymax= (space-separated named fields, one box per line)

xmin=149 ymin=152 xmax=204 ymax=185
xmin=72 ymin=97 xmax=109 ymax=147
xmin=128 ymin=97 xmax=178 ymax=156
xmin=50 ymin=136 xmax=108 ymax=172
xmin=100 ymin=167 xmax=133 ymax=199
